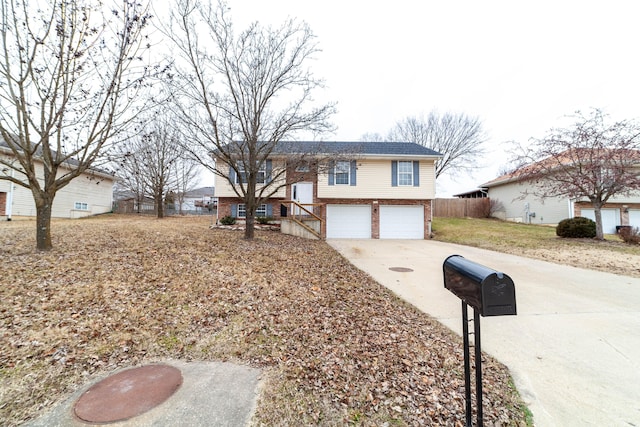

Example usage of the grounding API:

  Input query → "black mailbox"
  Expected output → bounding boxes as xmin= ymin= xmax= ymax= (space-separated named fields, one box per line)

xmin=443 ymin=255 xmax=516 ymax=317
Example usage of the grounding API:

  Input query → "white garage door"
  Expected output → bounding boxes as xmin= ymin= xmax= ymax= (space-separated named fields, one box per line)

xmin=629 ymin=210 xmax=640 ymax=228
xmin=379 ymin=205 xmax=424 ymax=239
xmin=326 ymin=205 xmax=371 ymax=238
xmin=581 ymin=208 xmax=620 ymax=234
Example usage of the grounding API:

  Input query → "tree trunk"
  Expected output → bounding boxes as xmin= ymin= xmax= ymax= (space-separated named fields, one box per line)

xmin=244 ymin=207 xmax=255 ymax=239
xmin=593 ymin=203 xmax=604 ymax=240
xmin=35 ymin=194 xmax=54 ymax=251
xmin=156 ymin=193 xmax=164 ymax=219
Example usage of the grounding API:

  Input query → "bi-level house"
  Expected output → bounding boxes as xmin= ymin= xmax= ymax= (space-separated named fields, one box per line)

xmin=215 ymin=141 xmax=442 ymax=239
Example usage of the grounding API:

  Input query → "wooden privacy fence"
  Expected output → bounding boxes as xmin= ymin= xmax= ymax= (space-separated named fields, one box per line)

xmin=434 ymin=198 xmax=491 ymax=218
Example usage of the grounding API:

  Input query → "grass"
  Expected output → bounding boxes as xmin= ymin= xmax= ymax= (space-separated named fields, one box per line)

xmin=0 ymin=215 xmax=529 ymax=426
xmin=432 ymin=217 xmax=640 ymax=277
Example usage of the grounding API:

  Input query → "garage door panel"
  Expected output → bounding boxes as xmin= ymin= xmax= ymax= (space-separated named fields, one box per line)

xmin=580 ymin=208 xmax=620 ymax=234
xmin=630 ymin=210 xmax=640 ymax=228
xmin=380 ymin=205 xmax=424 ymax=239
xmin=326 ymin=205 xmax=371 ymax=238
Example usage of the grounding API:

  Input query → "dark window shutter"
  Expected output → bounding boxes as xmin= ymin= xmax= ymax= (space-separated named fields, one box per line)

xmin=231 ymin=204 xmax=237 ymax=217
xmin=229 ymin=166 xmax=236 ymax=183
xmin=328 ymin=161 xmax=335 ymax=186
xmin=391 ymin=161 xmax=398 ymax=187
xmin=413 ymin=161 xmax=420 ymax=186
xmin=266 ymin=204 xmax=273 ymax=216
xmin=350 ymin=160 xmax=357 ymax=186
xmin=266 ymin=159 xmax=272 ymax=183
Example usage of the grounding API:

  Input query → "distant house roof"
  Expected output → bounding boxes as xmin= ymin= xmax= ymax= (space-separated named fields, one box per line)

xmin=453 ymin=188 xmax=489 ymax=198
xmin=481 ymin=174 xmax=518 ymax=188
xmin=270 ymin=141 xmax=442 ymax=157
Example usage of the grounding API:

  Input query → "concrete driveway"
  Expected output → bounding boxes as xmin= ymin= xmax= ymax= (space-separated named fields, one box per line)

xmin=328 ymin=239 xmax=640 ymax=427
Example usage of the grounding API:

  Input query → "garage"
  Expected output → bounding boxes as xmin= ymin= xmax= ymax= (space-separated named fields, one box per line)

xmin=326 ymin=204 xmax=371 ymax=238
xmin=629 ymin=210 xmax=640 ymax=228
xmin=379 ymin=205 xmax=424 ymax=239
xmin=581 ymin=208 xmax=620 ymax=234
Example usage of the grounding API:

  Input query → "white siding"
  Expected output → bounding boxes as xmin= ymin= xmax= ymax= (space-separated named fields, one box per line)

xmin=318 ymin=159 xmax=436 ymax=200
xmin=488 ymin=181 xmax=571 ymax=224
xmin=0 ymin=160 xmax=113 ymax=219
xmin=603 ymin=190 xmax=640 ymax=204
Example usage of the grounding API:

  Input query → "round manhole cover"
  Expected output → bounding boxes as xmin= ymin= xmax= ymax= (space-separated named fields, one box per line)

xmin=74 ymin=364 xmax=183 ymax=423
xmin=389 ymin=267 xmax=414 ymax=272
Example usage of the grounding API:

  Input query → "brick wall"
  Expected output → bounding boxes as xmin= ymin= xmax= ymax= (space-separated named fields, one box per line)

xmin=218 ymin=194 xmax=434 ymax=239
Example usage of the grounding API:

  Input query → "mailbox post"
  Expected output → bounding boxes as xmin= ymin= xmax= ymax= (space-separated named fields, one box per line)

xmin=443 ymin=255 xmax=517 ymax=427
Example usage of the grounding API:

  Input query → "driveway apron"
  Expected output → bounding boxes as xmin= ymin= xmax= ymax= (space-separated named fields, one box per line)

xmin=328 ymin=239 xmax=640 ymax=427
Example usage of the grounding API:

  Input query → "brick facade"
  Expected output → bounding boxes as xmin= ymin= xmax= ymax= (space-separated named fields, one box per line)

xmin=217 ymin=196 xmax=434 ymax=239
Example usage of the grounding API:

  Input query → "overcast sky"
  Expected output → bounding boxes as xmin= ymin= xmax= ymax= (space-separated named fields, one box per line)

xmin=195 ymin=1 xmax=640 ymax=196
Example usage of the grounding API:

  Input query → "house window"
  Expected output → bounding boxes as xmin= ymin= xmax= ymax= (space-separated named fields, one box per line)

xmin=236 ymin=163 xmax=266 ymax=184
xmin=237 ymin=204 xmax=267 ymax=218
xmin=74 ymin=202 xmax=88 ymax=210
xmin=397 ymin=161 xmax=413 ymax=186
xmin=335 ymin=161 xmax=351 ymax=185
xmin=295 ymin=162 xmax=310 ymax=173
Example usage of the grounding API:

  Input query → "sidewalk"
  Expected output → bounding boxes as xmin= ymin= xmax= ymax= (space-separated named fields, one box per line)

xmin=25 ymin=360 xmax=261 ymax=427
xmin=329 ymin=239 xmax=640 ymax=427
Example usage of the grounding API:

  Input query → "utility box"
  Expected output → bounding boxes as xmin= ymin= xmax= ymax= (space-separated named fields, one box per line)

xmin=443 ymin=255 xmax=517 ymax=317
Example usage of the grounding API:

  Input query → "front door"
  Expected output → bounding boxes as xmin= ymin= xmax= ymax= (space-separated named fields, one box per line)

xmin=292 ymin=182 xmax=313 ymax=215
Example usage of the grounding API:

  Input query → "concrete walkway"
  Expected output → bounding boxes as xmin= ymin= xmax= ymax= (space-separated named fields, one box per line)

xmin=26 ymin=361 xmax=261 ymax=427
xmin=329 ymin=239 xmax=640 ymax=427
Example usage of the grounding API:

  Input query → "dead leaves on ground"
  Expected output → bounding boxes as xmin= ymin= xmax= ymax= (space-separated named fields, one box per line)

xmin=0 ymin=216 xmax=528 ymax=426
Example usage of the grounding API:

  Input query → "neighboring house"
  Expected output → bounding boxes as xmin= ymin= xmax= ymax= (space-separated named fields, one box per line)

xmin=112 ymin=191 xmax=155 ymax=214
xmin=482 ymin=170 xmax=640 ymax=234
xmin=175 ymin=186 xmax=216 ymax=213
xmin=481 ymin=175 xmax=575 ymax=225
xmin=215 ymin=141 xmax=442 ymax=239
xmin=0 ymin=142 xmax=114 ymax=220
xmin=453 ymin=189 xmax=488 ymax=199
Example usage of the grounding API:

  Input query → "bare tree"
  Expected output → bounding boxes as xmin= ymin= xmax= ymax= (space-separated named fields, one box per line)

xmin=0 ymin=0 xmax=153 ymax=250
xmin=359 ymin=132 xmax=387 ymax=142
xmin=172 ymin=156 xmax=201 ymax=215
xmin=113 ymin=145 xmax=149 ymax=214
xmin=388 ymin=111 xmax=487 ymax=179
xmin=164 ymin=0 xmax=336 ymax=239
xmin=513 ymin=109 xmax=640 ymax=240
xmin=115 ymin=120 xmax=188 ymax=218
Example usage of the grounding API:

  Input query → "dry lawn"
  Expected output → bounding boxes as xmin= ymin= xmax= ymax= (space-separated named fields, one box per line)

xmin=0 ymin=215 xmax=529 ymax=426
xmin=432 ymin=217 xmax=640 ymax=278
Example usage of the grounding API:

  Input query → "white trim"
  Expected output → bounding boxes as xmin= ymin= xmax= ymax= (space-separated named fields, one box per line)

xmin=334 ymin=161 xmax=350 ymax=185
xmin=397 ymin=160 xmax=413 ymax=186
